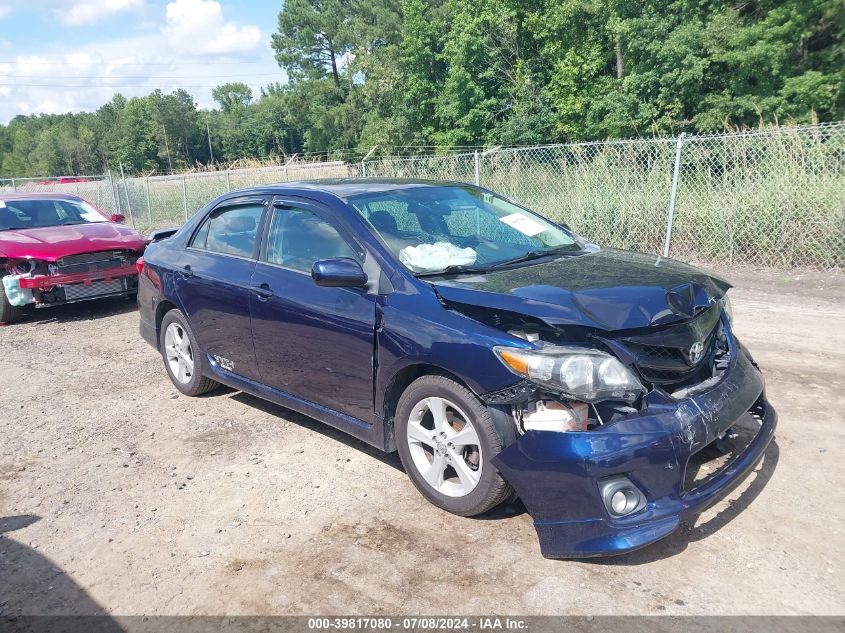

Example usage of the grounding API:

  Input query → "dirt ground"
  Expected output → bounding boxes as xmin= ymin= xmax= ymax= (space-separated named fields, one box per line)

xmin=1 ymin=268 xmax=843 ymax=617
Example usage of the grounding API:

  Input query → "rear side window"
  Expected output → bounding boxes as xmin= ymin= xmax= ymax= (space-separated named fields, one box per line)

xmin=190 ymin=204 xmax=264 ymax=258
xmin=265 ymin=207 xmax=359 ymax=272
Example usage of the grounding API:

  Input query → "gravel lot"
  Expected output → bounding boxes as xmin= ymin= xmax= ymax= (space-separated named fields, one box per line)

xmin=1 ymin=268 xmax=844 ymax=617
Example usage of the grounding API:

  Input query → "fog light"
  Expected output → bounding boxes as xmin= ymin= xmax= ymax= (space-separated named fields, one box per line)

xmin=600 ymin=476 xmax=646 ymax=518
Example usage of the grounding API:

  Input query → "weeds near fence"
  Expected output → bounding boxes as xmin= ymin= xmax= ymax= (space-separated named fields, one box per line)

xmin=0 ymin=123 xmax=842 ymax=269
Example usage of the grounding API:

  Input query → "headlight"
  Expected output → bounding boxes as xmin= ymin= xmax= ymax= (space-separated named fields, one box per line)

xmin=719 ymin=293 xmax=733 ymax=324
xmin=493 ymin=345 xmax=644 ymax=403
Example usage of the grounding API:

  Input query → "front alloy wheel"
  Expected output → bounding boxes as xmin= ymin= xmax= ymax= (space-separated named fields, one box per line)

xmin=406 ymin=396 xmax=482 ymax=497
xmin=395 ymin=375 xmax=514 ymax=516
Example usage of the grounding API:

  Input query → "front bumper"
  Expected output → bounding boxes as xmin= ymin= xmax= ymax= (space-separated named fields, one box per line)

xmin=18 ymin=264 xmax=138 ymax=290
xmin=491 ymin=340 xmax=777 ymax=559
xmin=17 ymin=264 xmax=139 ymax=306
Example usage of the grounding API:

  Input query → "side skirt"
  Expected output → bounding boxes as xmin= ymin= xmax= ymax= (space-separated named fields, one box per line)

xmin=204 ymin=355 xmax=388 ymax=451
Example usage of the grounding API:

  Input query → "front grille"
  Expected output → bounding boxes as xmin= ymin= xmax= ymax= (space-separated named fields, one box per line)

xmin=625 ymin=343 xmax=687 ymax=364
xmin=63 ymin=278 xmax=127 ymax=301
xmin=56 ymin=250 xmax=132 ymax=275
xmin=611 ymin=304 xmax=725 ymax=392
xmin=59 ymin=250 xmax=127 ymax=266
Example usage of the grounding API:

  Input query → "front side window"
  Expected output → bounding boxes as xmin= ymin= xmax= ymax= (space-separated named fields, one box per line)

xmin=347 ymin=186 xmax=580 ymax=274
xmin=0 ymin=198 xmax=107 ymax=230
xmin=265 ymin=207 xmax=359 ymax=272
xmin=191 ymin=204 xmax=264 ymax=258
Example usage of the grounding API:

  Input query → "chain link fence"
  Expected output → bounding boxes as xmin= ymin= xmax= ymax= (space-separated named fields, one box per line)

xmin=1 ymin=123 xmax=842 ymax=269
xmin=364 ymin=123 xmax=845 ymax=269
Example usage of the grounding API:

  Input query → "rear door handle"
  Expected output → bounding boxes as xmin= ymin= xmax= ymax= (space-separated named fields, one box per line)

xmin=250 ymin=283 xmax=274 ymax=299
xmin=177 ymin=265 xmax=193 ymax=279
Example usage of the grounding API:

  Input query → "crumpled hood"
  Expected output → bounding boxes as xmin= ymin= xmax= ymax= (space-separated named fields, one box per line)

xmin=0 ymin=222 xmax=147 ymax=261
xmin=430 ymin=249 xmax=731 ymax=331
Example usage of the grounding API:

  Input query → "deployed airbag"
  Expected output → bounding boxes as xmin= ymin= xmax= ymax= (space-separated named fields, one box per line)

xmin=2 ymin=275 xmax=34 ymax=306
xmin=399 ymin=242 xmax=477 ymax=273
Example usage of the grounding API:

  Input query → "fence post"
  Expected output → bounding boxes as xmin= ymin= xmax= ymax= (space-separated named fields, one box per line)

xmin=225 ymin=169 xmax=231 ymax=192
xmin=108 ymin=169 xmax=121 ymax=215
xmin=144 ymin=176 xmax=152 ymax=225
xmin=10 ymin=178 xmax=15 ymax=192
xmin=119 ymin=162 xmax=135 ymax=227
xmin=361 ymin=146 xmax=379 ymax=178
xmin=182 ymin=176 xmax=189 ymax=221
xmin=662 ymin=132 xmax=686 ymax=257
xmin=474 ymin=150 xmax=480 ymax=186
xmin=283 ymin=153 xmax=299 ymax=182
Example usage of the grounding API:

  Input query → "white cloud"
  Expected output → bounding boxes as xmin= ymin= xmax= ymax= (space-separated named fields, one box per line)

xmin=59 ymin=0 xmax=145 ymax=27
xmin=0 ymin=5 xmax=11 ymax=20
xmin=0 ymin=1 xmax=279 ymax=123
xmin=163 ymin=0 xmax=261 ymax=56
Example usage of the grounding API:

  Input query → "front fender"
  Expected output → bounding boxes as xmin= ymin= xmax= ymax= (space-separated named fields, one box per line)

xmin=375 ymin=288 xmax=526 ymax=417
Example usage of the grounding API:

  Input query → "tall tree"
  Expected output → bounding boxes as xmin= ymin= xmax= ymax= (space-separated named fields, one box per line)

xmin=271 ymin=0 xmax=353 ymax=87
xmin=212 ymin=83 xmax=254 ymax=114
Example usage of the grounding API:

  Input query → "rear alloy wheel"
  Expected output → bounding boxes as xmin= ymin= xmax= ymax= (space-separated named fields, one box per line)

xmin=395 ymin=375 xmax=513 ymax=516
xmin=164 ymin=322 xmax=195 ymax=385
xmin=159 ymin=310 xmax=219 ymax=396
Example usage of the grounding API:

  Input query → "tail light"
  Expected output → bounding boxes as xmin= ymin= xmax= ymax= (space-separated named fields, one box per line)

xmin=136 ymin=256 xmax=145 ymax=276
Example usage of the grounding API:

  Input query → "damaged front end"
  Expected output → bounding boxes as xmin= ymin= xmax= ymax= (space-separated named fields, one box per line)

xmin=444 ymin=294 xmax=776 ymax=558
xmin=2 ymin=249 xmax=141 ymax=309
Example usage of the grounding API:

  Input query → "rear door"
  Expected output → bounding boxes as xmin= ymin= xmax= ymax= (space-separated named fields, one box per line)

xmin=249 ymin=198 xmax=377 ymax=422
xmin=175 ymin=197 xmax=268 ymax=381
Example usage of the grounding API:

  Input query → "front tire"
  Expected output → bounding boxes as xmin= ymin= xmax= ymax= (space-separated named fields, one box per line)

xmin=0 ymin=280 xmax=23 ymax=325
xmin=159 ymin=309 xmax=219 ymax=396
xmin=395 ymin=375 xmax=514 ymax=516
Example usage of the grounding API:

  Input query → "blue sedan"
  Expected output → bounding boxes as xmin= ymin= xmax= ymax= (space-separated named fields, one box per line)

xmin=137 ymin=179 xmax=776 ymax=558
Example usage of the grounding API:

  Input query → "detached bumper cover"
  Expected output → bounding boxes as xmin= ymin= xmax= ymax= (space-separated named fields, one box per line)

xmin=491 ymin=342 xmax=776 ymax=558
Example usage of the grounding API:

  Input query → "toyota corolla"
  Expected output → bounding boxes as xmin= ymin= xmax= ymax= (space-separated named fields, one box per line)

xmin=137 ymin=180 xmax=776 ymax=558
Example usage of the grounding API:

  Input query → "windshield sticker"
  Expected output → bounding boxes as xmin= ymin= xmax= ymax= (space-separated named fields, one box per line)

xmin=500 ymin=213 xmax=546 ymax=237
xmin=80 ymin=211 xmax=105 ymax=222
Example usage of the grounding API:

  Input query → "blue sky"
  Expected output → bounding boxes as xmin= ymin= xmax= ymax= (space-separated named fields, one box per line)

xmin=0 ymin=0 xmax=285 ymax=122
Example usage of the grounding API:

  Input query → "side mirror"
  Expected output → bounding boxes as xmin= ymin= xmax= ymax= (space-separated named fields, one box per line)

xmin=110 ymin=213 xmax=126 ymax=223
xmin=312 ymin=258 xmax=368 ymax=288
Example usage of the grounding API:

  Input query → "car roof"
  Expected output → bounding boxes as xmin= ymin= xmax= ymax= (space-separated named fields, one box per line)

xmin=0 ymin=192 xmax=84 ymax=201
xmin=239 ymin=178 xmax=469 ymax=199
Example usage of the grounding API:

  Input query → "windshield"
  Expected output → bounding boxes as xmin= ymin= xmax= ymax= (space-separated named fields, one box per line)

xmin=0 ymin=198 xmax=108 ymax=231
xmin=347 ymin=186 xmax=581 ymax=275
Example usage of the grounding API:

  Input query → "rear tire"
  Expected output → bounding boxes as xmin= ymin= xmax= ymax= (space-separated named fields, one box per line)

xmin=395 ymin=375 xmax=514 ymax=516
xmin=159 ymin=309 xmax=219 ymax=396
xmin=0 ymin=280 xmax=24 ymax=325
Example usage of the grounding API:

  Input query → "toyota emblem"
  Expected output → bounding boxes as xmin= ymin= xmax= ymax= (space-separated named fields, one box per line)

xmin=689 ymin=341 xmax=704 ymax=365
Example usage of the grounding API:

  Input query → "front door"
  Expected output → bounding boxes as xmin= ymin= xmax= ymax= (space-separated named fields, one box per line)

xmin=175 ymin=199 xmax=267 ymax=381
xmin=249 ymin=200 xmax=377 ymax=422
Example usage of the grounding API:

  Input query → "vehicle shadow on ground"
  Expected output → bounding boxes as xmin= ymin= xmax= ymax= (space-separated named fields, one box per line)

xmin=0 ymin=515 xmax=123 ymax=628
xmin=225 ymin=390 xmax=405 ymax=472
xmin=217 ymin=389 xmax=530 ymax=518
xmin=587 ymin=439 xmax=780 ymax=566
xmin=7 ymin=296 xmax=137 ymax=326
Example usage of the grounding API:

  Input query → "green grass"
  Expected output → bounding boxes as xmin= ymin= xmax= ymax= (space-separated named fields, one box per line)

xmin=6 ymin=126 xmax=840 ymax=269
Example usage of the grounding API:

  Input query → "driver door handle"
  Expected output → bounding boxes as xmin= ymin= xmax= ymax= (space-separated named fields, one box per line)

xmin=250 ymin=283 xmax=274 ymax=299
